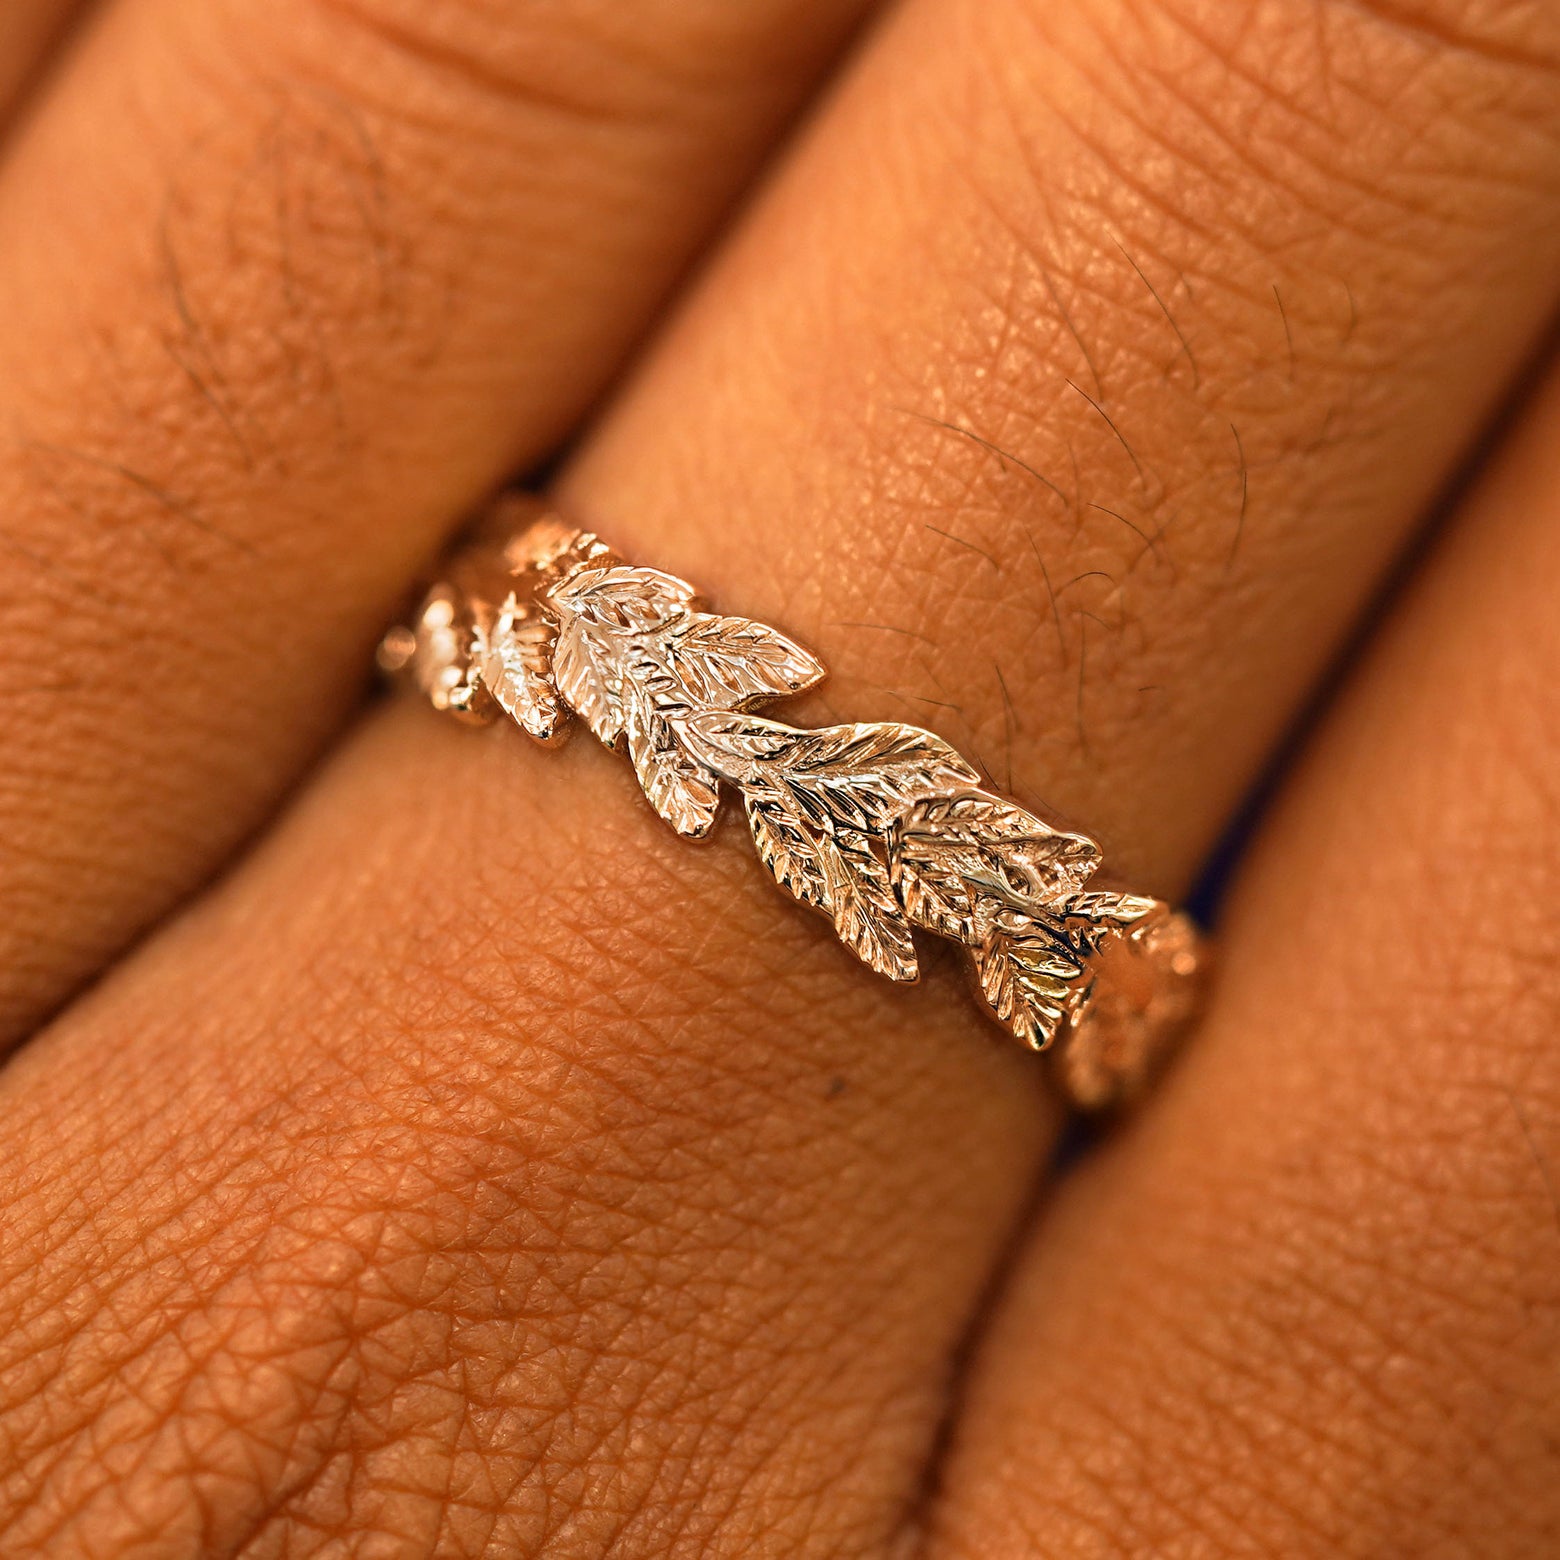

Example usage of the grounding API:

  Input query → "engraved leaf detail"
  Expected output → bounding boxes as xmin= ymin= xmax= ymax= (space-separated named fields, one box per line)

xmin=685 ymin=713 xmax=981 ymax=821
xmin=740 ymin=786 xmax=827 ymax=909
xmin=684 ymin=714 xmax=983 ymax=981
xmin=549 ymin=564 xmax=698 ymax=631
xmin=537 ymin=563 xmax=1154 ymax=1010
xmin=477 ymin=603 xmax=566 ymax=744
xmin=975 ymin=916 xmax=1086 ymax=1051
xmin=1054 ymin=888 xmax=1159 ymax=953
xmin=744 ymin=791 xmax=918 ymax=981
xmin=397 ymin=521 xmax=1192 ymax=1071
xmin=819 ymin=828 xmax=917 ymax=981
xmin=547 ymin=567 xmax=828 ymax=835
xmin=890 ymin=790 xmax=1101 ymax=941
xmin=968 ymin=892 xmax=1161 ymax=1050
xmin=665 ymin=614 xmax=825 ymax=708
xmin=551 ymin=616 xmax=627 ymax=746
xmin=626 ymin=694 xmax=722 ymax=840
xmin=548 ymin=564 xmax=700 ymax=747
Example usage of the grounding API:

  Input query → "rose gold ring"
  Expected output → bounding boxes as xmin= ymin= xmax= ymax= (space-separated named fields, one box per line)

xmin=380 ymin=494 xmax=1208 ymax=1111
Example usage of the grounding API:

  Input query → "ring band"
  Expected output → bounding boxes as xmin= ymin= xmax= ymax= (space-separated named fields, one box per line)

xmin=381 ymin=494 xmax=1208 ymax=1110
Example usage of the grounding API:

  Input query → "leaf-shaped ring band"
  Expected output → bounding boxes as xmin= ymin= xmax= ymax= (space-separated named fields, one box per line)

xmin=379 ymin=494 xmax=1209 ymax=1111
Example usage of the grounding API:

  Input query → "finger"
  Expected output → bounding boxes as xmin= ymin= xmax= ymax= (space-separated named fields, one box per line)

xmin=569 ymin=0 xmax=1560 ymax=889
xmin=0 ymin=0 xmax=875 ymax=1044
xmin=927 ymin=361 xmax=1560 ymax=1556
xmin=3 ymin=0 xmax=1560 ymax=1553
xmin=0 ymin=0 xmax=89 ymax=128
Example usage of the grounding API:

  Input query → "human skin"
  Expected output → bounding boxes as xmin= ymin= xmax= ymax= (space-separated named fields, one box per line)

xmin=0 ymin=0 xmax=1557 ymax=1555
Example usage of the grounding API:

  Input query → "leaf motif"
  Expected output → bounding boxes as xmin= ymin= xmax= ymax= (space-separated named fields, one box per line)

xmin=548 ymin=564 xmax=698 ymax=632
xmin=546 ymin=563 xmax=707 ymax=750
xmin=502 ymin=512 xmax=616 ymax=580
xmin=664 ymin=613 xmax=825 ymax=709
xmin=1055 ymin=888 xmax=1158 ymax=955
xmin=745 ymin=790 xmax=829 ymax=911
xmin=477 ymin=604 xmax=567 ymax=745
xmin=402 ymin=587 xmax=479 ymax=712
xmin=545 ymin=567 xmax=823 ymax=829
xmin=890 ymin=790 xmax=1101 ymax=943
xmin=684 ymin=713 xmax=981 ymax=824
xmin=683 ymin=713 xmax=971 ymax=982
xmin=972 ymin=916 xmax=1086 ymax=1051
xmin=745 ymin=790 xmax=917 ymax=981
xmin=626 ymin=697 xmax=721 ymax=839
xmin=551 ymin=614 xmax=626 ymax=746
xmin=819 ymin=826 xmax=918 ymax=981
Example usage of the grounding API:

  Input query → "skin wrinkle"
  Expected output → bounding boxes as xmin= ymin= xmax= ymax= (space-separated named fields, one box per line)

xmin=1324 ymin=0 xmax=1560 ymax=76
xmin=966 ymin=1184 xmax=1495 ymax=1556
xmin=0 ymin=726 xmax=1017 ymax=1547
xmin=300 ymin=0 xmax=661 ymax=128
xmin=31 ymin=1148 xmax=524 ymax=1547
xmin=1052 ymin=2 xmax=1554 ymax=268
xmin=45 ymin=1270 xmax=367 ymax=1555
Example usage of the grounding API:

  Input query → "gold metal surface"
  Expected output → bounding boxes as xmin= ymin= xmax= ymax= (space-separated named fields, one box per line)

xmin=384 ymin=497 xmax=1208 ymax=1110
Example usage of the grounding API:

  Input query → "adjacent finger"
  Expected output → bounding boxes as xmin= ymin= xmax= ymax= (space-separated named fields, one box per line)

xmin=927 ymin=360 xmax=1560 ymax=1556
xmin=0 ymin=0 xmax=89 ymax=129
xmin=3 ymin=0 xmax=1560 ymax=1552
xmin=0 ymin=0 xmax=876 ymax=1044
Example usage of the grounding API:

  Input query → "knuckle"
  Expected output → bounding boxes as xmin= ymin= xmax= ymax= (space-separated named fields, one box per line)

xmin=1092 ymin=0 xmax=1560 ymax=166
xmin=2 ymin=84 xmax=419 ymax=595
xmin=0 ymin=1058 xmax=681 ymax=1555
xmin=0 ymin=756 xmax=971 ymax=1555
xmin=1318 ymin=0 xmax=1560 ymax=75
xmin=261 ymin=0 xmax=753 ymax=129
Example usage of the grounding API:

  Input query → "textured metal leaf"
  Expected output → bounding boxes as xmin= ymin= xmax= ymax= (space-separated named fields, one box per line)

xmin=546 ymin=569 xmax=823 ymax=820
xmin=626 ymin=698 xmax=722 ymax=839
xmin=685 ymin=713 xmax=980 ymax=822
xmin=745 ymin=791 xmax=918 ymax=982
xmin=744 ymin=789 xmax=829 ymax=910
xmin=551 ymin=614 xmax=626 ymax=746
xmin=682 ymin=714 xmax=977 ymax=981
xmin=548 ymin=565 xmax=702 ymax=746
xmin=393 ymin=586 xmax=487 ymax=715
xmin=973 ymin=916 xmax=1086 ymax=1050
xmin=1048 ymin=905 xmax=1202 ymax=1109
xmin=819 ymin=826 xmax=917 ymax=981
xmin=548 ymin=564 xmax=698 ymax=632
xmin=476 ymin=602 xmax=567 ymax=745
xmin=501 ymin=511 xmax=616 ymax=579
xmin=1055 ymin=888 xmax=1158 ymax=954
xmin=890 ymin=789 xmax=1101 ymax=943
xmin=664 ymin=614 xmax=825 ymax=709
